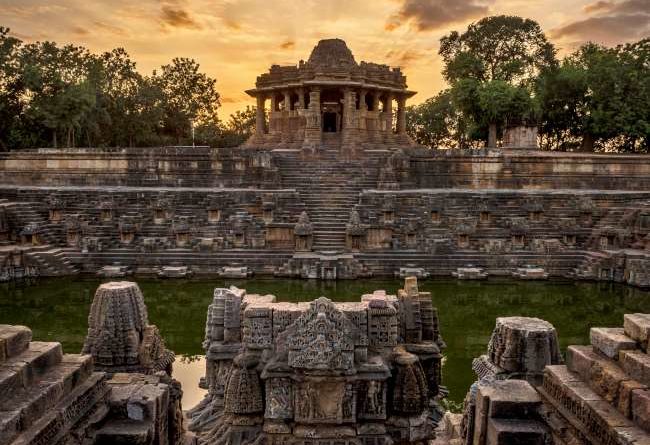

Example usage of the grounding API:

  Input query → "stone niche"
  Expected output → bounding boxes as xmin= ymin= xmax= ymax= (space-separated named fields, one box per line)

xmin=346 ymin=209 xmax=366 ymax=251
xmin=265 ymin=225 xmax=294 ymax=249
xmin=65 ymin=214 xmax=84 ymax=247
xmin=366 ymin=228 xmax=392 ymax=250
xmin=19 ymin=223 xmax=43 ymax=246
xmin=189 ymin=276 xmax=446 ymax=445
xmin=173 ymin=216 xmax=193 ymax=248
xmin=47 ymin=195 xmax=65 ymax=222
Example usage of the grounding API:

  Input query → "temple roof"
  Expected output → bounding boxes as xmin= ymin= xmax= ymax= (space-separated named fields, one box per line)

xmin=307 ymin=39 xmax=357 ymax=68
xmin=246 ymin=38 xmax=416 ymax=98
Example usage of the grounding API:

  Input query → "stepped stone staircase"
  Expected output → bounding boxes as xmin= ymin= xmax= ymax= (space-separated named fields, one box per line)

xmin=273 ymin=136 xmax=387 ymax=252
xmin=538 ymin=313 xmax=650 ymax=443
xmin=0 ymin=325 xmax=109 ymax=445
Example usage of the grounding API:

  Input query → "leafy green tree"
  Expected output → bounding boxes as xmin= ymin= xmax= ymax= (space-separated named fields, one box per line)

xmin=537 ymin=39 xmax=649 ymax=152
xmin=0 ymin=27 xmax=24 ymax=150
xmin=439 ymin=15 xmax=556 ymax=147
xmin=155 ymin=57 xmax=220 ymax=144
xmin=19 ymin=41 xmax=96 ymax=147
xmin=406 ymin=90 xmax=471 ymax=148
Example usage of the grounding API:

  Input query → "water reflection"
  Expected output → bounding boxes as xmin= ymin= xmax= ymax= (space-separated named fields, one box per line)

xmin=1 ymin=277 xmax=649 ymax=404
xmin=174 ymin=355 xmax=207 ymax=409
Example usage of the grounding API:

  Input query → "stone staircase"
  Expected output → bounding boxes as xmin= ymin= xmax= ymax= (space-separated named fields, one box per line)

xmin=273 ymin=138 xmax=386 ymax=252
xmin=24 ymin=246 xmax=80 ymax=276
xmin=538 ymin=313 xmax=650 ymax=443
xmin=0 ymin=324 xmax=109 ymax=445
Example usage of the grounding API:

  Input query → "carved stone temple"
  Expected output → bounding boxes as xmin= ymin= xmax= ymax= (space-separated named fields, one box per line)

xmin=188 ymin=276 xmax=446 ymax=445
xmin=0 ymin=38 xmax=649 ymax=284
xmin=245 ymin=38 xmax=414 ymax=152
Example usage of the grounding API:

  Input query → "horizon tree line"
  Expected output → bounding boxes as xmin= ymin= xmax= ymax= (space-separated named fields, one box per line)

xmin=1 ymin=17 xmax=648 ymax=153
xmin=407 ymin=15 xmax=650 ymax=152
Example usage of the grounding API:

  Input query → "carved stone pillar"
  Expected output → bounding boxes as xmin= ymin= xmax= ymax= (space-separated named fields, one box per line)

xmin=302 ymin=87 xmax=321 ymax=151
xmin=358 ymin=89 xmax=368 ymax=133
xmin=255 ymin=95 xmax=266 ymax=136
xmin=359 ymin=89 xmax=368 ymax=111
xmin=384 ymin=93 xmax=394 ymax=136
xmin=371 ymin=92 xmax=379 ymax=112
xmin=298 ymin=88 xmax=306 ymax=109
xmin=342 ymin=88 xmax=358 ymax=153
xmin=269 ymin=94 xmax=281 ymax=141
xmin=283 ymin=90 xmax=291 ymax=111
xmin=396 ymin=95 xmax=407 ymax=135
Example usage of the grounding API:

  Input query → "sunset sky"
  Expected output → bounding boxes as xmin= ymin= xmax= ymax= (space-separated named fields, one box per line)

xmin=2 ymin=0 xmax=649 ymax=118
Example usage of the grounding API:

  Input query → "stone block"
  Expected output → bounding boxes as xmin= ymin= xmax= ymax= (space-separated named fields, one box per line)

xmin=486 ymin=418 xmax=548 ymax=445
xmin=568 ymin=345 xmax=635 ymax=405
xmin=566 ymin=345 xmax=597 ymax=377
xmin=631 ymin=389 xmax=650 ymax=431
xmin=624 ymin=314 xmax=650 ymax=352
xmin=618 ymin=380 xmax=648 ymax=419
xmin=0 ymin=325 xmax=32 ymax=362
xmin=621 ymin=351 xmax=650 ymax=386
xmin=478 ymin=380 xmax=542 ymax=419
xmin=591 ymin=327 xmax=637 ymax=359
xmin=473 ymin=380 xmax=541 ymax=445
xmin=487 ymin=317 xmax=562 ymax=375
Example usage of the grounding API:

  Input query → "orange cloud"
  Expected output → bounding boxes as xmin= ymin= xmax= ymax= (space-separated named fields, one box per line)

xmin=552 ymin=0 xmax=650 ymax=46
xmin=387 ymin=0 xmax=490 ymax=32
xmin=160 ymin=5 xmax=202 ymax=29
xmin=280 ymin=40 xmax=295 ymax=49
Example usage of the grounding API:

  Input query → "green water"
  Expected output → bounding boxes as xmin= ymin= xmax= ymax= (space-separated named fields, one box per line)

xmin=1 ymin=277 xmax=649 ymax=406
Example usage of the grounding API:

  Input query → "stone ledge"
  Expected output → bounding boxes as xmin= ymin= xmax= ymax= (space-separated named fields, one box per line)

xmin=591 ymin=327 xmax=638 ymax=359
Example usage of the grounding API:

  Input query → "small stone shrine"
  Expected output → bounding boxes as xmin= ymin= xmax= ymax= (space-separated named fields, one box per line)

xmin=82 ymin=281 xmax=175 ymax=374
xmin=189 ymin=276 xmax=446 ymax=445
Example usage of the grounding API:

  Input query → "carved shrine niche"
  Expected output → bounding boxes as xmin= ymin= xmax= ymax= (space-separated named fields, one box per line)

xmin=294 ymin=380 xmax=355 ymax=424
xmin=357 ymin=380 xmax=387 ymax=420
xmin=265 ymin=377 xmax=294 ymax=420
xmin=286 ymin=297 xmax=366 ymax=371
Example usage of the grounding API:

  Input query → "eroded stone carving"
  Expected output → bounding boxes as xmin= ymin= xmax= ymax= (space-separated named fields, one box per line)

xmin=189 ymin=277 xmax=446 ymax=445
xmin=82 ymin=281 xmax=175 ymax=374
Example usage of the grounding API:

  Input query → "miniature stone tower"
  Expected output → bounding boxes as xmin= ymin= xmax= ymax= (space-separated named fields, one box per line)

xmin=82 ymin=281 xmax=175 ymax=374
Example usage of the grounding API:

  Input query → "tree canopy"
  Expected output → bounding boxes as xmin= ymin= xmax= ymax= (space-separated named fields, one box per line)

xmin=408 ymin=16 xmax=649 ymax=152
xmin=0 ymin=27 xmax=252 ymax=150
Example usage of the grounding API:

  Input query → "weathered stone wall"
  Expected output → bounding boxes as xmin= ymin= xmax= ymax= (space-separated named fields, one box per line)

xmin=0 ymin=147 xmax=279 ymax=188
xmin=1 ymin=146 xmax=649 ymax=281
xmin=402 ymin=148 xmax=650 ymax=190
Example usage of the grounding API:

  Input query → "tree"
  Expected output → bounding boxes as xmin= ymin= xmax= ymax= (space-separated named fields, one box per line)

xmin=19 ymin=41 xmax=96 ymax=147
xmin=439 ymin=15 xmax=556 ymax=147
xmin=155 ymin=58 xmax=220 ymax=144
xmin=406 ymin=90 xmax=466 ymax=148
xmin=537 ymin=39 xmax=650 ymax=152
xmin=0 ymin=27 xmax=24 ymax=150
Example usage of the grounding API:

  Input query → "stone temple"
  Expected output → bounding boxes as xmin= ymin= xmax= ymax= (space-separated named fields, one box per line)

xmin=0 ymin=38 xmax=649 ymax=283
xmin=244 ymin=38 xmax=413 ymax=151
xmin=1 ymin=38 xmax=650 ymax=445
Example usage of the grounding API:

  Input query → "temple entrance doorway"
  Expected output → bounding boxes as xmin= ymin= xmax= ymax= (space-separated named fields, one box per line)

xmin=323 ymin=112 xmax=338 ymax=132
xmin=321 ymin=89 xmax=343 ymax=133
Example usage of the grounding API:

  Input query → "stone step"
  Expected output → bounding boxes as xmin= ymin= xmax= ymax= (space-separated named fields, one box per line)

xmin=6 ymin=371 xmax=108 ymax=445
xmin=590 ymin=327 xmax=637 ymax=359
xmin=624 ymin=314 xmax=650 ymax=352
xmin=0 ymin=341 xmax=64 ymax=396
xmin=0 ymin=353 xmax=92 ymax=445
xmin=566 ymin=345 xmax=648 ymax=420
xmin=540 ymin=365 xmax=650 ymax=443
xmin=0 ymin=325 xmax=32 ymax=363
